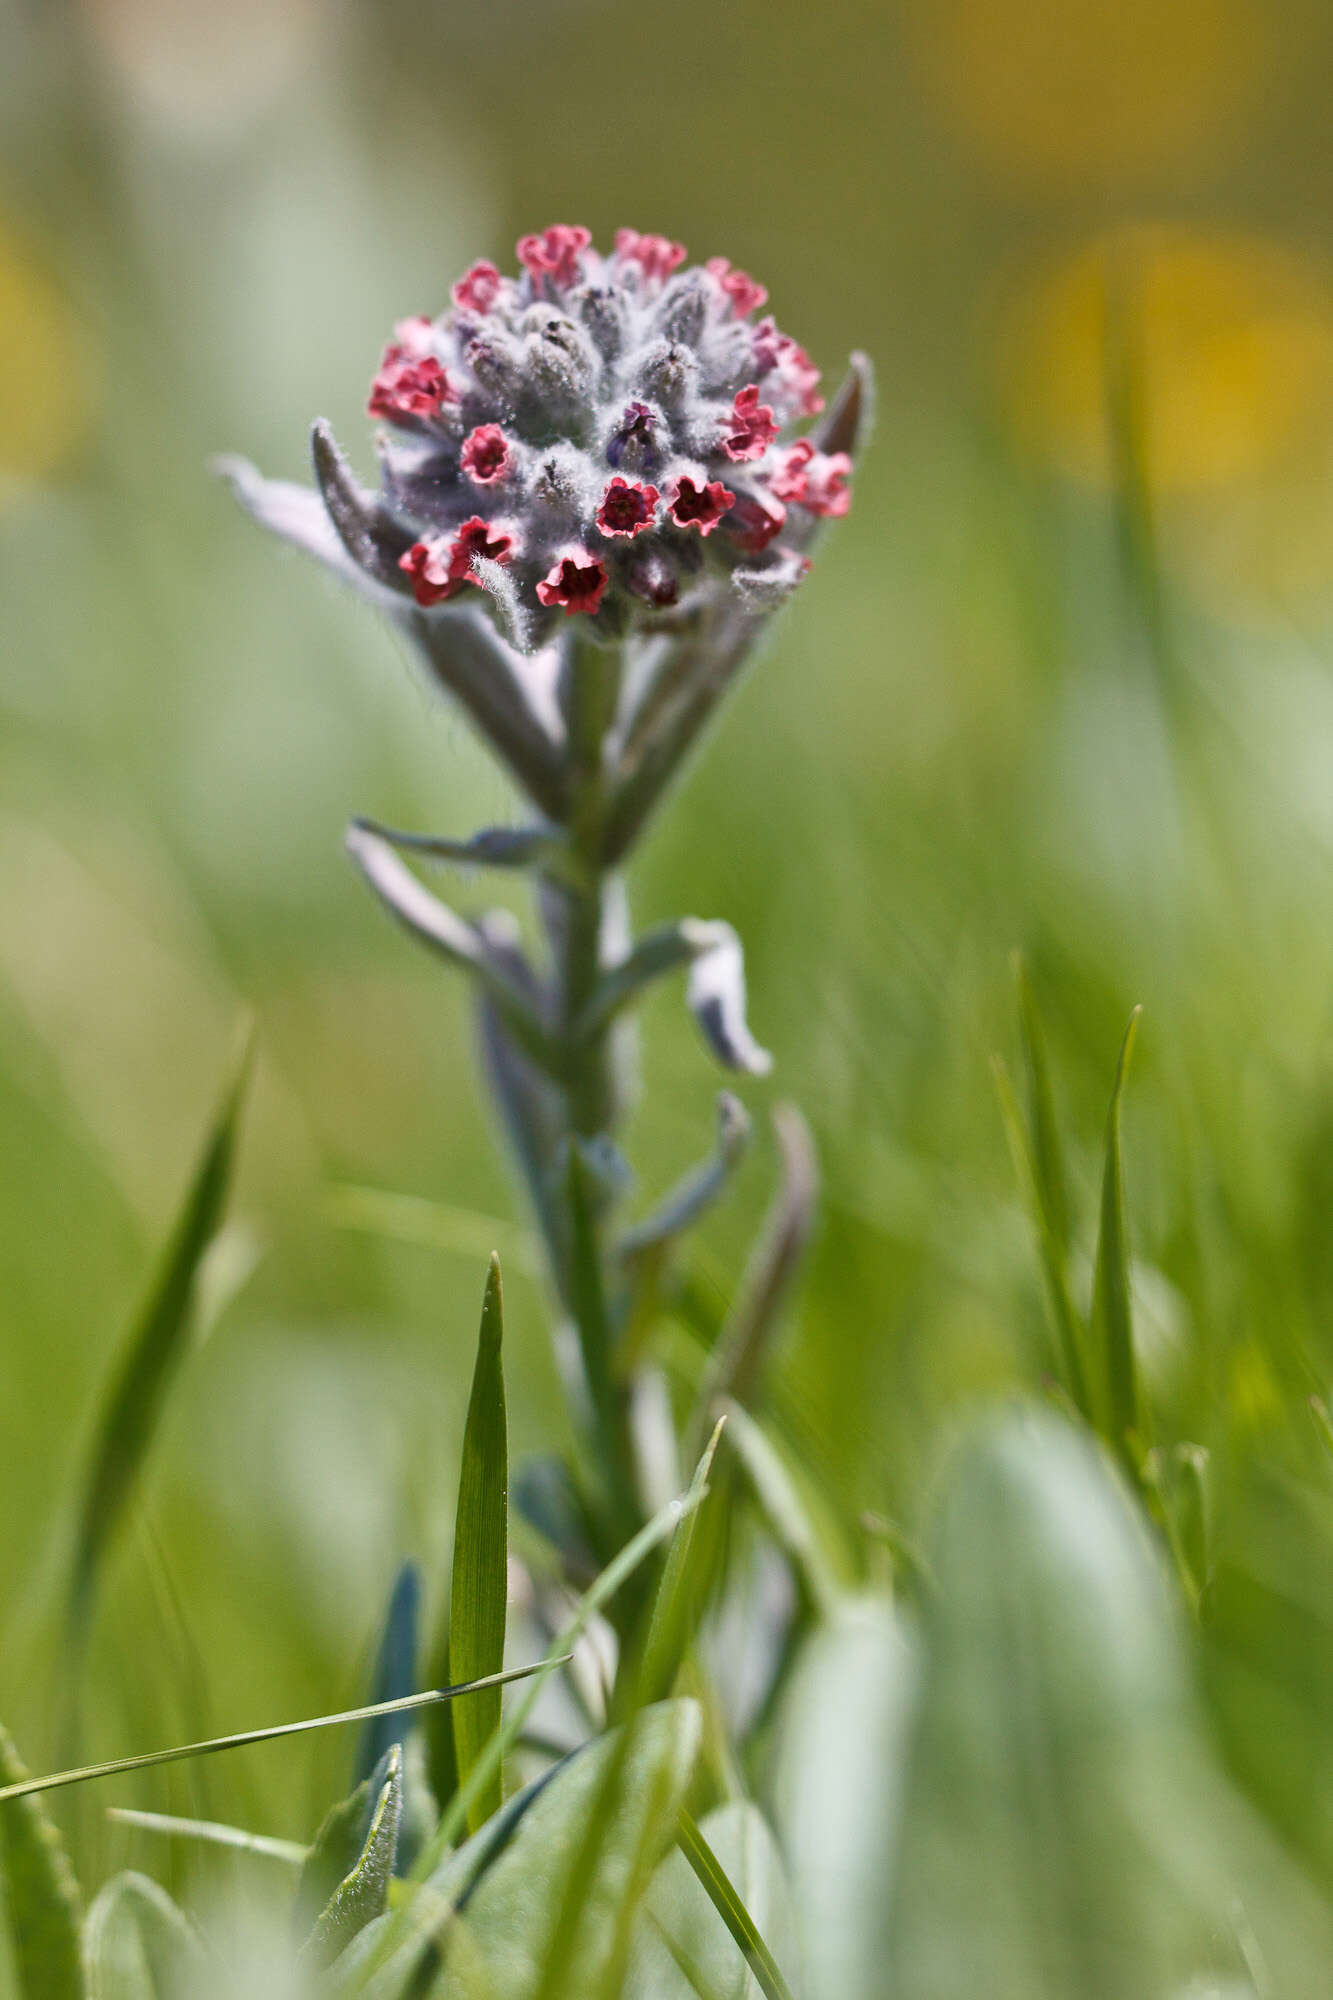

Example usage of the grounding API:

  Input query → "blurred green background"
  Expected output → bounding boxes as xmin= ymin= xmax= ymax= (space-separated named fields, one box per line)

xmin=6 ymin=0 xmax=1333 ymax=1880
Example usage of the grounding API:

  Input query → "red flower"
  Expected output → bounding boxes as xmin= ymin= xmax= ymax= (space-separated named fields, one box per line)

xmin=706 ymin=257 xmax=768 ymax=317
xmin=461 ymin=423 xmax=513 ymax=485
xmin=769 ymin=440 xmax=815 ymax=502
xmin=615 ymin=229 xmax=687 ymax=283
xmin=726 ymin=492 xmax=787 ymax=554
xmin=753 ymin=318 xmax=824 ymax=415
xmin=722 ymin=386 xmax=779 ymax=462
xmin=398 ymin=517 xmax=514 ymax=606
xmin=536 ymin=552 xmax=609 ymax=616
xmin=516 ymin=225 xmax=591 ymax=291
xmin=368 ymin=350 xmax=455 ymax=423
xmin=669 ymin=475 xmax=736 ymax=536
xmin=596 ymin=477 xmax=660 ymax=538
xmin=452 ymin=261 xmax=504 ymax=315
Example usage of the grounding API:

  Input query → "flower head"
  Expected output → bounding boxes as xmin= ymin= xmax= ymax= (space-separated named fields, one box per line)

xmin=260 ymin=228 xmax=853 ymax=644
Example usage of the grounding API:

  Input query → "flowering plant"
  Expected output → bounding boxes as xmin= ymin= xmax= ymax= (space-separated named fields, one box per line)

xmin=223 ymin=224 xmax=870 ymax=1567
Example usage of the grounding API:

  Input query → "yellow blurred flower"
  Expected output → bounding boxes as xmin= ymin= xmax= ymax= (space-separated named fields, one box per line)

xmin=0 ymin=211 xmax=95 ymax=496
xmin=913 ymin=0 xmax=1269 ymax=187
xmin=998 ymin=226 xmax=1333 ymax=498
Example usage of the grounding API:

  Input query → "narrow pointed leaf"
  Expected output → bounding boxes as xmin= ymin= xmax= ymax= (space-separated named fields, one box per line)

xmin=638 ymin=1420 xmax=726 ymax=1705
xmin=300 ymin=1745 xmax=403 ymax=1969
xmin=310 ymin=418 xmax=411 ymax=591
xmin=719 ymin=1401 xmax=841 ymax=1619
xmin=70 ymin=1025 xmax=254 ymax=1643
xmin=0 ymin=1728 xmax=84 ymax=2000
xmin=349 ymin=817 xmax=565 ymax=874
xmin=1093 ymin=1008 xmax=1143 ymax=1463
xmin=84 ymin=1872 xmax=202 ymax=2000
xmin=356 ymin=1562 xmax=422 ymax=1787
xmin=449 ymin=1257 xmax=510 ymax=1835
xmin=105 ymin=1808 xmax=306 ymax=1865
xmin=676 ymin=1811 xmax=796 ymax=2000
xmin=619 ymin=1095 xmax=751 ymax=1262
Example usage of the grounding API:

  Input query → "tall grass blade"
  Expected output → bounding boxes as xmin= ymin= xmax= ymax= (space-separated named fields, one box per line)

xmin=677 ymin=1809 xmax=796 ymax=2000
xmin=0 ymin=1726 xmax=85 ymax=2000
xmin=449 ymin=1255 xmax=509 ymax=1835
xmin=637 ymin=1418 xmax=725 ymax=1706
xmin=1092 ymin=1007 xmax=1143 ymax=1465
xmin=69 ymin=1023 xmax=255 ymax=1644
xmin=105 ymin=1807 xmax=306 ymax=1864
xmin=0 ymin=1662 xmax=553 ymax=1804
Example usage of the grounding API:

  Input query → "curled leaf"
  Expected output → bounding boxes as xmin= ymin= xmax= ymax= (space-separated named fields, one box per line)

xmin=311 ymin=418 xmax=413 ymax=591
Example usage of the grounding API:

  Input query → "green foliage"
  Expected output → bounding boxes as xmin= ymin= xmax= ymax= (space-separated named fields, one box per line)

xmin=298 ymin=1747 xmax=403 ymax=1970
xmin=0 ymin=1727 xmax=85 ymax=2000
xmin=83 ymin=1874 xmax=202 ymax=2000
xmin=448 ymin=1259 xmax=509 ymax=1835
xmin=69 ymin=1028 xmax=253 ymax=1644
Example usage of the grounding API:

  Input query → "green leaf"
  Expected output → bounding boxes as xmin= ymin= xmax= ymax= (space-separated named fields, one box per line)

xmin=84 ymin=1872 xmax=202 ymax=2000
xmin=449 ymin=1257 xmax=510 ymax=1836
xmin=104 ymin=1808 xmax=306 ymax=1866
xmin=670 ymin=1808 xmax=797 ymax=2000
xmin=70 ymin=1024 xmax=254 ymax=1643
xmin=877 ymin=1407 xmax=1333 ymax=1999
xmin=637 ymin=1419 xmax=726 ymax=1706
xmin=719 ymin=1401 xmax=841 ymax=1620
xmin=356 ymin=1562 xmax=422 ymax=1787
xmin=1092 ymin=1007 xmax=1143 ymax=1465
xmin=299 ymin=1745 xmax=403 ymax=1970
xmin=433 ymin=1701 xmax=700 ymax=1999
xmin=774 ymin=1599 xmax=915 ymax=2000
xmin=0 ymin=1727 xmax=84 ymax=2000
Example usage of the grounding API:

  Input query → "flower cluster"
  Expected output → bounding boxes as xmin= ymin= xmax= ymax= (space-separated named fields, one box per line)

xmin=362 ymin=226 xmax=852 ymax=641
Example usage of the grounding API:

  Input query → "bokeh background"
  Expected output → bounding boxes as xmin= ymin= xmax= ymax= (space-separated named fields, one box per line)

xmin=7 ymin=0 xmax=1333 ymax=1883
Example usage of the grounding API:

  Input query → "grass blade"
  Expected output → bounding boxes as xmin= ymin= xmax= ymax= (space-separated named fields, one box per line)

xmin=449 ymin=1256 xmax=509 ymax=1834
xmin=0 ymin=1726 xmax=85 ymax=2000
xmin=84 ymin=1871 xmax=202 ymax=1999
xmin=637 ymin=1418 xmax=726 ymax=1706
xmin=1092 ymin=1006 xmax=1144 ymax=1465
xmin=0 ymin=1661 xmax=553 ymax=1805
xmin=677 ymin=1809 xmax=796 ymax=2000
xmin=105 ymin=1807 xmax=306 ymax=1864
xmin=70 ymin=1023 xmax=255 ymax=1642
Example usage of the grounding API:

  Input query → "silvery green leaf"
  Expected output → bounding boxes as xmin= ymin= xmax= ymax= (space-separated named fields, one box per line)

xmin=348 ymin=817 xmax=565 ymax=874
xmin=214 ymin=455 xmax=402 ymax=610
xmin=346 ymin=824 xmax=557 ymax=1075
xmin=310 ymin=419 xmax=414 ymax=592
xmin=618 ymin=1095 xmax=751 ymax=1262
xmin=685 ymin=927 xmax=771 ymax=1075
xmin=354 ymin=1562 xmax=422 ymax=1790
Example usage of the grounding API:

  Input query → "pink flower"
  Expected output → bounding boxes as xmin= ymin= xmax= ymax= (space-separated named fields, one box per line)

xmin=769 ymin=440 xmax=815 ymax=502
xmin=669 ymin=475 xmax=736 ymax=536
xmin=368 ymin=350 xmax=455 ymax=423
xmin=596 ymin=477 xmax=659 ymax=538
xmin=802 ymin=450 xmax=852 ymax=517
xmin=722 ymin=386 xmax=779 ymax=462
xmin=706 ymin=257 xmax=768 ymax=317
xmin=726 ymin=492 xmax=787 ymax=554
xmin=398 ymin=516 xmax=514 ymax=606
xmin=537 ymin=552 xmax=609 ymax=616
xmin=615 ymin=229 xmax=687 ymax=283
xmin=461 ymin=423 xmax=513 ymax=485
xmin=516 ymin=225 xmax=591 ymax=291
xmin=392 ymin=315 xmax=435 ymax=356
xmin=452 ymin=261 xmax=505 ymax=315
xmin=753 ymin=318 xmax=823 ymax=415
